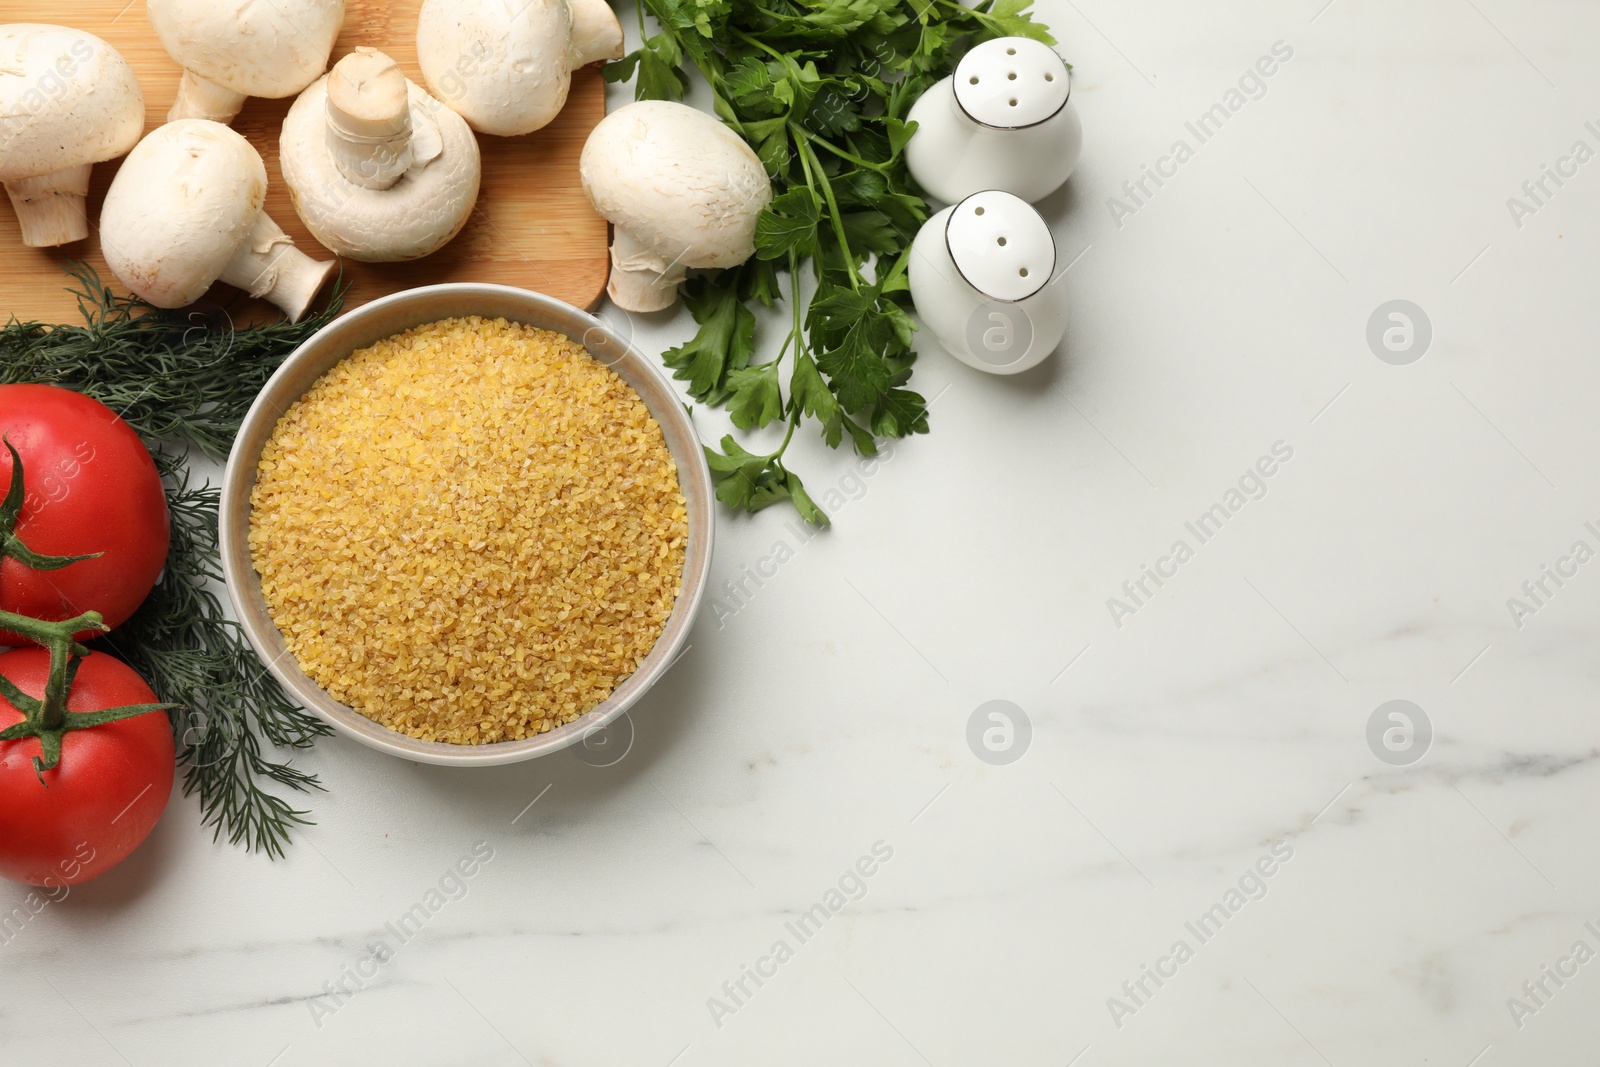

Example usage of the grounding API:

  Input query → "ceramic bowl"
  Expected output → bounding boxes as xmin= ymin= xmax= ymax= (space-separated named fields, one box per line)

xmin=219 ymin=283 xmax=713 ymax=766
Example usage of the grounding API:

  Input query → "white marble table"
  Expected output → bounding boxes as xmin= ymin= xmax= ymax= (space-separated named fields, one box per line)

xmin=6 ymin=1 xmax=1599 ymax=1063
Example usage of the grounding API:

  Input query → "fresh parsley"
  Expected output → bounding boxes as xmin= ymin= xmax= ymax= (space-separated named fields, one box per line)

xmin=609 ymin=0 xmax=1054 ymax=524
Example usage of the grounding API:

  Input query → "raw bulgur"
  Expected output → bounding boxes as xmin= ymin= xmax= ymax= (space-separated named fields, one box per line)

xmin=247 ymin=316 xmax=687 ymax=744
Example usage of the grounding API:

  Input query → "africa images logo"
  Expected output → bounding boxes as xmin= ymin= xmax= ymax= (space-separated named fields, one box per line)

xmin=1106 ymin=41 xmax=1295 ymax=229
xmin=706 ymin=841 xmax=895 ymax=1027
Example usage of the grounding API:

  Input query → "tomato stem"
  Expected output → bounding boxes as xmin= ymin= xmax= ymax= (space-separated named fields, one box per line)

xmin=0 ymin=608 xmax=103 ymax=650
xmin=0 ymin=624 xmax=176 ymax=779
xmin=0 ymin=438 xmax=103 ymax=575
xmin=0 ymin=444 xmax=172 ymax=781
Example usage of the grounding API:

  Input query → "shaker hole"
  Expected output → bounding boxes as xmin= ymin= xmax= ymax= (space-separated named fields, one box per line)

xmin=974 ymin=206 xmax=985 ymax=216
xmin=969 ymin=75 xmax=979 ymax=84
xmin=1045 ymin=72 xmax=1055 ymax=81
xmin=1009 ymin=98 xmax=1018 ymax=106
xmin=1019 ymin=267 xmax=1030 ymax=277
xmin=1007 ymin=72 xmax=1017 ymax=80
xmin=1006 ymin=47 xmax=1017 ymax=55
xmin=997 ymin=237 xmax=1007 ymax=246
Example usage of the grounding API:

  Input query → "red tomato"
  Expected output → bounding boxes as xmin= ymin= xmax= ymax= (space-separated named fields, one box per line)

xmin=0 ymin=385 xmax=170 ymax=643
xmin=0 ymin=648 xmax=174 ymax=886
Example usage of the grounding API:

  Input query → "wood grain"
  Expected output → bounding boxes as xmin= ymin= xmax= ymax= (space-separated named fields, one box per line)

xmin=0 ymin=1 xmax=609 ymax=324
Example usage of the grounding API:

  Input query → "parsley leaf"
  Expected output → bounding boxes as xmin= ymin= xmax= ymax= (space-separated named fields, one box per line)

xmin=727 ymin=362 xmax=784 ymax=429
xmin=661 ymin=278 xmax=755 ymax=405
xmin=979 ymin=0 xmax=1057 ymax=43
xmin=790 ymin=352 xmax=839 ymax=423
xmin=755 ymin=188 xmax=823 ymax=260
xmin=608 ymin=34 xmax=690 ymax=100
xmin=785 ymin=469 xmax=829 ymax=525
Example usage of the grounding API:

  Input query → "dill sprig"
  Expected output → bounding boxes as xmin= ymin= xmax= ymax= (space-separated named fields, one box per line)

xmin=0 ymin=264 xmax=347 ymax=856
xmin=103 ymin=451 xmax=330 ymax=858
xmin=0 ymin=263 xmax=346 ymax=459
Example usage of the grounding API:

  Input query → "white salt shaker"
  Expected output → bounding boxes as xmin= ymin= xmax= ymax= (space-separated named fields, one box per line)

xmin=909 ymin=190 xmax=1066 ymax=375
xmin=905 ymin=37 xmax=1081 ymax=205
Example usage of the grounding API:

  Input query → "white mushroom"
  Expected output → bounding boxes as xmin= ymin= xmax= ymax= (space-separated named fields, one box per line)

xmin=568 ymin=0 xmax=625 ymax=71
xmin=147 ymin=0 xmax=346 ymax=124
xmin=579 ymin=101 xmax=772 ymax=313
xmin=100 ymin=119 xmax=336 ymax=322
xmin=417 ymin=0 xmax=623 ymax=138
xmin=280 ymin=48 xmax=480 ymax=262
xmin=0 ymin=24 xmax=143 ymax=247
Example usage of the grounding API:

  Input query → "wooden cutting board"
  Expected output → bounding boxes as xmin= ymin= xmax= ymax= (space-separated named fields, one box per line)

xmin=0 ymin=1 xmax=610 ymax=324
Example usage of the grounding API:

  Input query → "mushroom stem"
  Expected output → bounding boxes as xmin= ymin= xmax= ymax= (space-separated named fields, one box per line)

xmin=216 ymin=212 xmax=337 ymax=322
xmin=606 ymin=228 xmax=685 ymax=313
xmin=325 ymin=48 xmax=414 ymax=191
xmin=4 ymin=165 xmax=92 ymax=247
xmin=168 ymin=70 xmax=249 ymax=124
xmin=568 ymin=0 xmax=625 ymax=66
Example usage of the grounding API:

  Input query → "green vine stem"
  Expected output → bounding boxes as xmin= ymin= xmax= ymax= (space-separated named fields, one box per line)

xmin=0 ymin=443 xmax=176 ymax=780
xmin=0 ymin=607 xmax=176 ymax=782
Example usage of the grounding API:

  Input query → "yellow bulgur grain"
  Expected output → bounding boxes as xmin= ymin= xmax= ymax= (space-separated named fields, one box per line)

xmin=247 ymin=316 xmax=688 ymax=744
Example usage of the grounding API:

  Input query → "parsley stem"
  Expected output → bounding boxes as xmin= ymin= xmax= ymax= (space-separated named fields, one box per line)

xmin=773 ymin=408 xmax=800 ymax=465
xmin=934 ymin=0 xmax=990 ymax=22
xmin=796 ymin=136 xmax=860 ymax=291
xmin=789 ymin=250 xmax=806 ymax=360
xmin=882 ymin=240 xmax=915 ymax=288
xmin=800 ymin=129 xmax=891 ymax=173
xmin=729 ymin=27 xmax=787 ymax=64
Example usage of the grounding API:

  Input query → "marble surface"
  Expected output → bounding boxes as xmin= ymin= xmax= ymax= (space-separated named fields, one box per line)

xmin=5 ymin=1 xmax=1600 ymax=1064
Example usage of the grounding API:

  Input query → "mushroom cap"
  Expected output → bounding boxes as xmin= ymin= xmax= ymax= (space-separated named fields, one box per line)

xmin=417 ymin=0 xmax=572 ymax=137
xmin=580 ymin=101 xmax=772 ymax=270
xmin=567 ymin=0 xmax=625 ymax=66
xmin=281 ymin=71 xmax=481 ymax=261
xmin=100 ymin=119 xmax=268 ymax=308
xmin=146 ymin=0 xmax=346 ymax=100
xmin=0 ymin=24 xmax=144 ymax=182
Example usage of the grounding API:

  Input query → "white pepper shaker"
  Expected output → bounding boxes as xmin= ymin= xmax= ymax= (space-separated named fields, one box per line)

xmin=904 ymin=37 xmax=1081 ymax=205
xmin=908 ymin=190 xmax=1066 ymax=375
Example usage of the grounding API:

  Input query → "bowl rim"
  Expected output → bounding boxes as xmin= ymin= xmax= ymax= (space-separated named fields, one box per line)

xmin=218 ymin=283 xmax=713 ymax=767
